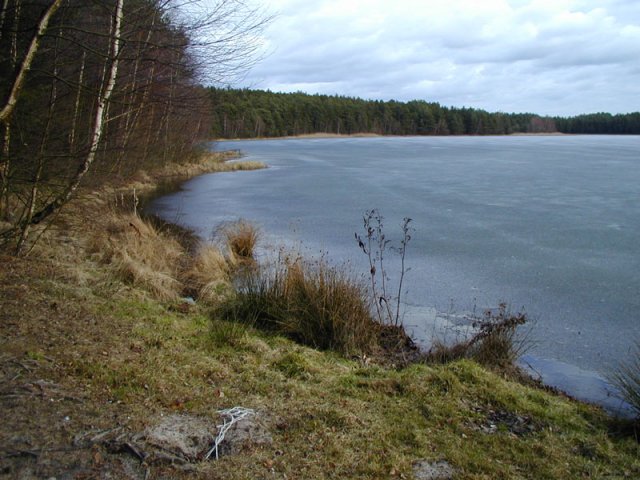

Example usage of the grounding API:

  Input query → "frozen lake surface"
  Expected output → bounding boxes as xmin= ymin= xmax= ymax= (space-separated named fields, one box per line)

xmin=148 ymin=135 xmax=640 ymax=415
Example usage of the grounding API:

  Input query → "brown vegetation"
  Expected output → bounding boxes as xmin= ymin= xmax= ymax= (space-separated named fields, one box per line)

xmin=90 ymin=213 xmax=185 ymax=302
xmin=218 ymin=219 xmax=260 ymax=262
xmin=183 ymin=244 xmax=232 ymax=305
xmin=0 ymin=0 xmax=269 ymax=252
xmin=425 ymin=303 xmax=529 ymax=373
xmin=217 ymin=255 xmax=380 ymax=356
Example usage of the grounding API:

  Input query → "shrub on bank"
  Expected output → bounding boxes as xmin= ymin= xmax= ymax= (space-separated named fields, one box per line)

xmin=426 ymin=303 xmax=529 ymax=372
xmin=216 ymin=255 xmax=379 ymax=356
xmin=216 ymin=219 xmax=260 ymax=263
xmin=611 ymin=344 xmax=640 ymax=418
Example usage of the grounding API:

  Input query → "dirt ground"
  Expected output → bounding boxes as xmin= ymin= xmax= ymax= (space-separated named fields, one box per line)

xmin=0 ymin=251 xmax=225 ymax=479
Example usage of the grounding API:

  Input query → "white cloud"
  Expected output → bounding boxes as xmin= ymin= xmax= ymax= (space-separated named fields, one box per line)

xmin=234 ymin=0 xmax=640 ymax=115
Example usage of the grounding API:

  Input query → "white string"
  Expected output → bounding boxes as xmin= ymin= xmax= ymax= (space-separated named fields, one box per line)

xmin=204 ymin=406 xmax=255 ymax=460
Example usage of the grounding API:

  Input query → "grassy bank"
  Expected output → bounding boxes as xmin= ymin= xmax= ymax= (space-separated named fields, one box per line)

xmin=1 ymin=152 xmax=638 ymax=479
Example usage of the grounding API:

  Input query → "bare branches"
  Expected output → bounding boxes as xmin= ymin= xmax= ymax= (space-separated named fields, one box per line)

xmin=355 ymin=210 xmax=413 ymax=327
xmin=1 ymin=0 xmax=271 ymax=251
xmin=168 ymin=0 xmax=273 ymax=84
xmin=30 ymin=0 xmax=124 ymax=226
xmin=0 ymin=0 xmax=63 ymax=124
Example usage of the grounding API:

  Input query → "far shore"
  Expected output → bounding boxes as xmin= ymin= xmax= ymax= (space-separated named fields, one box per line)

xmin=214 ymin=131 xmax=569 ymax=141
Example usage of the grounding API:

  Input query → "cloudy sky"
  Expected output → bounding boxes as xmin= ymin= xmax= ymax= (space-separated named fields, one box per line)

xmin=233 ymin=0 xmax=640 ymax=116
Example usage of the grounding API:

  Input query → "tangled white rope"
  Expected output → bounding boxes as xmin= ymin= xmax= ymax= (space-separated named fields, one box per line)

xmin=204 ymin=406 xmax=255 ymax=460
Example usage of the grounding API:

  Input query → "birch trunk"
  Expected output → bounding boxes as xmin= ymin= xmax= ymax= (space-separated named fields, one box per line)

xmin=1 ymin=0 xmax=60 ymax=219
xmin=0 ymin=0 xmax=9 ymax=41
xmin=0 ymin=0 xmax=62 ymax=123
xmin=69 ymin=50 xmax=86 ymax=151
xmin=9 ymin=0 xmax=19 ymax=67
xmin=30 ymin=0 xmax=124 ymax=225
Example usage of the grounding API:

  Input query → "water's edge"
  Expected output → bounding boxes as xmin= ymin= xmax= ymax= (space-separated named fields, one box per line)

xmin=147 ymin=137 xmax=638 ymax=418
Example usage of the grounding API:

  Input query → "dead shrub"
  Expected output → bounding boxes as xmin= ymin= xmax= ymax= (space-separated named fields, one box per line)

xmin=426 ymin=303 xmax=528 ymax=371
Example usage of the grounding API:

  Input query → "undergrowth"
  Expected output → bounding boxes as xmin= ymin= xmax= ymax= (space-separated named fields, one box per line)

xmin=610 ymin=343 xmax=640 ymax=419
xmin=216 ymin=219 xmax=260 ymax=262
xmin=89 ymin=213 xmax=184 ymax=301
xmin=426 ymin=303 xmax=529 ymax=373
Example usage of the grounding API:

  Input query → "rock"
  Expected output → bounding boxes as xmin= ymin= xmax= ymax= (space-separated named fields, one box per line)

xmin=216 ymin=414 xmax=272 ymax=457
xmin=82 ymin=411 xmax=272 ymax=466
xmin=142 ymin=414 xmax=215 ymax=462
xmin=412 ymin=460 xmax=455 ymax=480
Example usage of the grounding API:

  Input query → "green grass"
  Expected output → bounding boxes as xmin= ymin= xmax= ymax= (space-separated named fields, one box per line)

xmin=66 ymin=291 xmax=639 ymax=479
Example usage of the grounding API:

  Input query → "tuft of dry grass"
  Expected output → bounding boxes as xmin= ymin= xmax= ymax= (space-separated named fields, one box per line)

xmin=610 ymin=343 xmax=640 ymax=418
xmin=218 ymin=220 xmax=260 ymax=262
xmin=217 ymin=256 xmax=379 ymax=356
xmin=159 ymin=151 xmax=265 ymax=178
xmin=89 ymin=213 xmax=184 ymax=301
xmin=182 ymin=244 xmax=232 ymax=305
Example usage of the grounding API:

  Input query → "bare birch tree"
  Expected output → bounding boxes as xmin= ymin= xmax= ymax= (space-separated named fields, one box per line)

xmin=1 ymin=0 xmax=270 ymax=251
xmin=30 ymin=0 xmax=124 ymax=225
xmin=0 ymin=0 xmax=62 ymax=219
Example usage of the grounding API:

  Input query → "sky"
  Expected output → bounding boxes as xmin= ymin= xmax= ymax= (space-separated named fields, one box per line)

xmin=230 ymin=0 xmax=640 ymax=116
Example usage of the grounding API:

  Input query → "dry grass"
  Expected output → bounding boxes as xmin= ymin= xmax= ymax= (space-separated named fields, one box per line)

xmin=159 ymin=151 xmax=265 ymax=178
xmin=218 ymin=219 xmax=260 ymax=262
xmin=610 ymin=344 xmax=640 ymax=418
xmin=182 ymin=244 xmax=232 ymax=305
xmin=89 ymin=213 xmax=184 ymax=301
xmin=218 ymin=256 xmax=379 ymax=356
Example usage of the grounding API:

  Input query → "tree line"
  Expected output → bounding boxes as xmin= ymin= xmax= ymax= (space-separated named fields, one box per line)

xmin=209 ymin=88 xmax=556 ymax=138
xmin=209 ymin=88 xmax=640 ymax=138
xmin=0 ymin=0 xmax=266 ymax=252
xmin=554 ymin=112 xmax=640 ymax=134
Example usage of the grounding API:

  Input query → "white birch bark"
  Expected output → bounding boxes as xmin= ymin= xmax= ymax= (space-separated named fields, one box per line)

xmin=0 ymin=0 xmax=62 ymax=123
xmin=31 ymin=0 xmax=124 ymax=224
xmin=0 ymin=0 xmax=10 ymax=41
xmin=1 ymin=0 xmax=62 ymax=219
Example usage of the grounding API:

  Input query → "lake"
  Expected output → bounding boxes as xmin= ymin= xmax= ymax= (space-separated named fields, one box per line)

xmin=148 ymin=135 xmax=640 ymax=415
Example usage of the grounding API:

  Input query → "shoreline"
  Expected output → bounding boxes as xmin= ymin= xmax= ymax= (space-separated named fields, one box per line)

xmin=148 ymin=149 xmax=631 ymax=418
xmin=213 ymin=131 xmax=570 ymax=142
xmin=2 ymin=149 xmax=637 ymax=478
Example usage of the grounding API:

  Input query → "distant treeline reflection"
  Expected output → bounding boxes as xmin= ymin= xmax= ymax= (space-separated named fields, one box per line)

xmin=209 ymin=88 xmax=640 ymax=138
